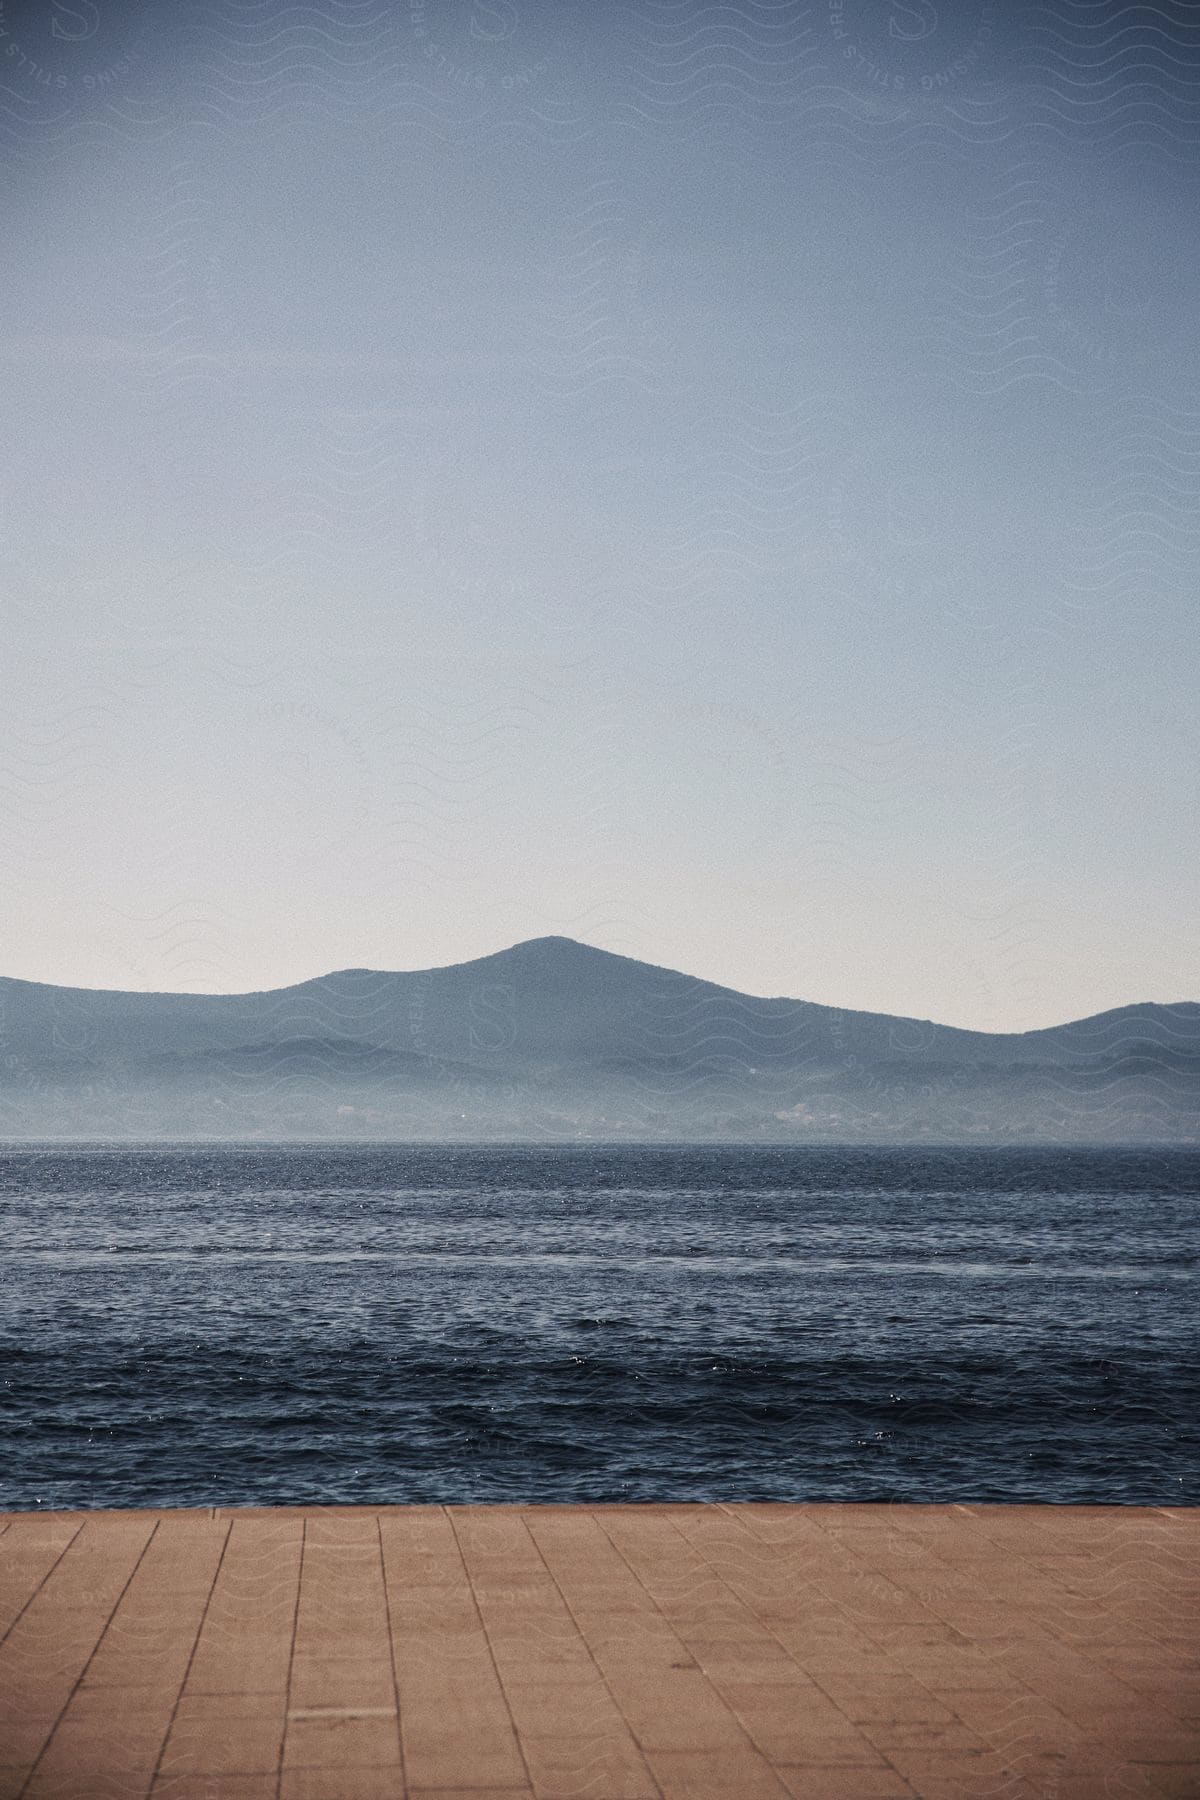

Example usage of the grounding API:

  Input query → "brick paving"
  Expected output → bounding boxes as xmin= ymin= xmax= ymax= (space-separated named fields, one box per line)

xmin=0 ymin=1504 xmax=1196 ymax=1799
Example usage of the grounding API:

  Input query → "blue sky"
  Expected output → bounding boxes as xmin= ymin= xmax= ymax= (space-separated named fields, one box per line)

xmin=1 ymin=0 xmax=1198 ymax=1028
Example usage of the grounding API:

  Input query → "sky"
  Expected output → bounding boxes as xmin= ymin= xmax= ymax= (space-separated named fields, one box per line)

xmin=1 ymin=0 xmax=1198 ymax=1030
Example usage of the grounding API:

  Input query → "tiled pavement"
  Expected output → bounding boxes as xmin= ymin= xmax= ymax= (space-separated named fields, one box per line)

xmin=0 ymin=1504 xmax=1196 ymax=1800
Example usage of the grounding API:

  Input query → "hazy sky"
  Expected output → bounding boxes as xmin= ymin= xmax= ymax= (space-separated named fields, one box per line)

xmin=2 ymin=0 xmax=1198 ymax=1029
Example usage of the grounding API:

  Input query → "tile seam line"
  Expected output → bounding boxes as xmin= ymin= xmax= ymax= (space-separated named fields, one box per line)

xmin=375 ymin=1510 xmax=409 ymax=1797
xmin=0 ymin=1519 xmax=85 ymax=1652
xmin=510 ymin=1506 xmax=668 ymax=1799
xmin=605 ymin=1504 xmax=927 ymax=1788
xmin=279 ymin=1514 xmax=308 ymax=1800
xmin=17 ymin=1514 xmax=162 ymax=1800
xmin=801 ymin=1512 xmax=1019 ymax=1668
xmin=550 ymin=1497 xmax=755 ymax=1778
xmin=603 ymin=1504 xmax=818 ymax=1679
xmin=866 ymin=1526 xmax=1177 ymax=1753
xmin=679 ymin=1511 xmax=1044 ymax=1792
xmin=147 ymin=1509 xmax=234 ymax=1795
xmin=441 ymin=1502 xmax=537 ymax=1799
xmin=942 ymin=1513 xmax=1187 ymax=1687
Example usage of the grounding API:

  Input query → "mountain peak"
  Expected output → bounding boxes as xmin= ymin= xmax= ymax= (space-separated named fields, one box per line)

xmin=505 ymin=935 xmax=608 ymax=957
xmin=1 ymin=940 xmax=1197 ymax=1139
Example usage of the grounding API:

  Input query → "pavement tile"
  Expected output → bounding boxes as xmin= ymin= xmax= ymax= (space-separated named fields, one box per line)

xmin=646 ymin=1748 xmax=794 ymax=1797
xmin=573 ymin=1610 xmax=680 ymax=1650
xmin=1018 ymin=1768 xmax=1165 ymax=1799
xmin=78 ymin=1632 xmax=200 ymax=1692
xmin=911 ymin=1774 xmax=1049 ymax=1800
xmin=0 ymin=1520 xmax=157 ymax=1718
xmin=0 ymin=1526 xmax=82 ymax=1642
xmin=183 ymin=1524 xmax=300 ymax=1701
xmin=0 ymin=1713 xmax=60 ymax=1765
xmin=860 ymin=1717 xmax=993 ymax=1755
xmin=686 ymin=1637 xmax=816 ymax=1685
xmin=1 ymin=1504 xmax=1195 ymax=1799
xmin=287 ymin=1655 xmax=397 ymax=1711
xmin=882 ymin=1743 xmax=1028 ymax=1787
xmin=774 ymin=1771 xmax=915 ymax=1799
xmin=280 ymin=1775 xmax=407 ymax=1800
xmin=669 ymin=1611 xmax=792 ymax=1645
xmin=21 ymin=1777 xmax=156 ymax=1800
xmin=487 ymin=1633 xmax=598 ymax=1677
xmin=172 ymin=1694 xmax=283 ymax=1721
xmin=1140 ymin=1770 xmax=1200 ymax=1799
xmin=500 ymin=1670 xmax=625 ymax=1733
xmin=714 ymin=1676 xmax=882 ymax=1759
xmin=588 ymin=1641 xmax=700 ymax=1684
xmin=388 ymin=1602 xmax=483 ymax=1642
xmin=407 ymin=1791 xmax=533 ymax=1800
xmin=823 ymin=1689 xmax=959 ymax=1726
xmin=282 ymin=1713 xmax=401 ymax=1771
xmin=744 ymin=1731 xmax=888 ymax=1768
xmin=937 ymin=1687 xmax=1073 ymax=1735
xmin=1104 ymin=1727 xmax=1200 ymax=1763
xmin=159 ymin=1696 xmax=285 ymax=1777
xmin=183 ymin=1635 xmax=296 ymax=1698
xmin=396 ymin=1670 xmax=525 ymax=1792
xmin=516 ymin=1730 xmax=658 ymax=1800
xmin=23 ymin=1711 xmax=170 ymax=1791
xmin=891 ymin=1650 xmax=1024 ymax=1690
xmin=602 ymin=1666 xmax=748 ymax=1752
xmin=152 ymin=1780 xmax=279 ymax=1800
xmin=65 ymin=1681 xmax=182 ymax=1718
xmin=771 ymin=1634 xmax=901 ymax=1675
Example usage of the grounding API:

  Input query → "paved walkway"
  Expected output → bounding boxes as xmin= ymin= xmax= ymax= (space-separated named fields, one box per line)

xmin=0 ymin=1504 xmax=1195 ymax=1799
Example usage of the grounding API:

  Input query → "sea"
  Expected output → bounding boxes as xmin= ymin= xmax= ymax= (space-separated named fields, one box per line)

xmin=1 ymin=1144 xmax=1196 ymax=1510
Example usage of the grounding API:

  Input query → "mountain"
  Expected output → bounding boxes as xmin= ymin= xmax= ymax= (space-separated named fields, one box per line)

xmin=1 ymin=937 xmax=1196 ymax=1141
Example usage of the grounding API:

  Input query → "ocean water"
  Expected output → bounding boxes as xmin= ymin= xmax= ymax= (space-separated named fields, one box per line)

xmin=0 ymin=1144 xmax=1196 ymax=1510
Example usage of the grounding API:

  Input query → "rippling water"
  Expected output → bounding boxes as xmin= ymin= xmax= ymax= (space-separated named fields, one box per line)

xmin=1 ymin=1145 xmax=1196 ymax=1508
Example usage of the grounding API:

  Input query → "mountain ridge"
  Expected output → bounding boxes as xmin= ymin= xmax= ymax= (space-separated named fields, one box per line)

xmin=2 ymin=934 xmax=1194 ymax=1033
xmin=1 ymin=937 xmax=1196 ymax=1141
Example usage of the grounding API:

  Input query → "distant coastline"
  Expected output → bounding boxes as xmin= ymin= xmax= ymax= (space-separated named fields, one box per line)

xmin=1 ymin=938 xmax=1196 ymax=1143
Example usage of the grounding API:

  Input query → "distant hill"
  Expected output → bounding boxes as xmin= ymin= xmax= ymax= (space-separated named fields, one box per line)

xmin=1 ymin=937 xmax=1196 ymax=1141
